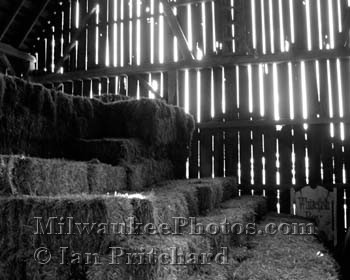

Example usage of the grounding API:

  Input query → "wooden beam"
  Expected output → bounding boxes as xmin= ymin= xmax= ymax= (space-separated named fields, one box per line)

xmin=30 ymin=48 xmax=350 ymax=83
xmin=171 ymin=0 xmax=213 ymax=7
xmin=159 ymin=0 xmax=194 ymax=60
xmin=197 ymin=117 xmax=350 ymax=130
xmin=0 ymin=54 xmax=15 ymax=75
xmin=340 ymin=8 xmax=350 ymax=48
xmin=18 ymin=0 xmax=52 ymax=49
xmin=55 ymin=6 xmax=98 ymax=72
xmin=0 ymin=42 xmax=36 ymax=62
xmin=135 ymin=75 xmax=163 ymax=100
xmin=0 ymin=0 xmax=26 ymax=41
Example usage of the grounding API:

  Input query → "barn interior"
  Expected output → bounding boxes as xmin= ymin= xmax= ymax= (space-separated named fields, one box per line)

xmin=0 ymin=0 xmax=349 ymax=279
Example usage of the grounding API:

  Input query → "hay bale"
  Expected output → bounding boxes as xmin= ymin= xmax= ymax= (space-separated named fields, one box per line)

xmin=124 ymin=158 xmax=174 ymax=191
xmin=0 ymin=155 xmax=130 ymax=196
xmin=87 ymin=162 xmax=127 ymax=193
xmin=233 ymin=213 xmax=340 ymax=280
xmin=87 ymin=235 xmax=194 ymax=280
xmin=0 ymin=155 xmax=89 ymax=195
xmin=72 ymin=138 xmax=149 ymax=165
xmin=95 ymin=94 xmax=131 ymax=103
xmin=72 ymin=96 xmax=95 ymax=138
xmin=100 ymin=98 xmax=194 ymax=148
xmin=221 ymin=196 xmax=268 ymax=221
xmin=0 ymin=194 xmax=154 ymax=278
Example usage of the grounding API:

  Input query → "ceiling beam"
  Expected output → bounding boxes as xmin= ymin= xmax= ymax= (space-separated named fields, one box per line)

xmin=0 ymin=42 xmax=36 ymax=62
xmin=159 ymin=0 xmax=194 ymax=60
xmin=30 ymin=48 xmax=350 ymax=84
xmin=0 ymin=0 xmax=26 ymax=41
xmin=18 ymin=0 xmax=51 ymax=49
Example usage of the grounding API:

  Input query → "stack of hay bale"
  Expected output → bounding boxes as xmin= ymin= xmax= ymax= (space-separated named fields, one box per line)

xmin=0 ymin=74 xmax=195 ymax=192
xmin=0 ymin=75 xmax=340 ymax=280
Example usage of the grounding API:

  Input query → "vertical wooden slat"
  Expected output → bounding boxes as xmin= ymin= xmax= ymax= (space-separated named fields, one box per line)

xmin=263 ymin=0 xmax=271 ymax=54
xmin=213 ymin=67 xmax=224 ymax=177
xmin=70 ymin=0 xmax=78 ymax=71
xmin=141 ymin=0 xmax=150 ymax=64
xmin=293 ymin=0 xmax=307 ymax=50
xmin=306 ymin=61 xmax=322 ymax=186
xmin=277 ymin=63 xmax=292 ymax=188
xmin=224 ymin=67 xmax=238 ymax=177
xmin=204 ymin=1 xmax=213 ymax=54
xmin=87 ymin=0 xmax=97 ymax=68
xmin=189 ymin=69 xmax=198 ymax=178
xmin=252 ymin=64 xmax=263 ymax=186
xmin=264 ymin=64 xmax=276 ymax=186
xmin=200 ymin=69 xmax=212 ymax=178
xmin=77 ymin=0 xmax=88 ymax=70
xmin=238 ymin=65 xmax=251 ymax=186
xmin=82 ymin=79 xmax=91 ymax=97
xmin=98 ymin=0 xmax=108 ymax=67
xmin=73 ymin=80 xmax=83 ymax=96
xmin=123 ymin=0 xmax=130 ymax=66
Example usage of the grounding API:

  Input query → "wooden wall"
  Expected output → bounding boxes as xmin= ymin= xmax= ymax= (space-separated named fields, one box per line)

xmin=31 ymin=0 xmax=350 ymax=239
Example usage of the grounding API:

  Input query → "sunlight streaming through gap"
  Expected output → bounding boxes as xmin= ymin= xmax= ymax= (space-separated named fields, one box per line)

xmin=251 ymin=0 xmax=257 ymax=49
xmin=212 ymin=135 xmax=215 ymax=178
xmin=261 ymin=0 xmax=266 ymax=54
xmin=278 ymin=0 xmax=285 ymax=52
xmin=336 ymin=59 xmax=344 ymax=118
xmin=248 ymin=65 xmax=253 ymax=113
xmin=201 ymin=2 xmax=207 ymax=54
xmin=197 ymin=70 xmax=201 ymax=122
xmin=187 ymin=4 xmax=193 ymax=51
xmin=185 ymin=69 xmax=190 ymax=113
xmin=301 ymin=62 xmax=308 ymax=119
xmin=276 ymin=139 xmax=280 ymax=185
xmin=269 ymin=0 xmax=275 ymax=53
xmin=95 ymin=4 xmax=100 ymax=65
xmin=75 ymin=0 xmax=80 ymax=28
xmin=337 ymin=0 xmax=342 ymax=32
xmin=230 ymin=0 xmax=235 ymax=52
xmin=159 ymin=3 xmax=164 ymax=64
xmin=51 ymin=28 xmax=55 ymax=72
xmin=129 ymin=0 xmax=133 ymax=65
xmin=150 ymin=0 xmax=155 ymax=64
xmin=211 ymin=69 xmax=214 ymax=118
xmin=328 ymin=0 xmax=335 ymax=49
xmin=289 ymin=0 xmax=295 ymax=43
xmin=136 ymin=0 xmax=141 ymax=65
xmin=288 ymin=62 xmax=295 ymax=120
xmin=259 ymin=64 xmax=265 ymax=116
xmin=273 ymin=64 xmax=279 ymax=120
xmin=113 ymin=0 xmax=118 ymax=66
xmin=344 ymin=190 xmax=348 ymax=228
xmin=305 ymin=0 xmax=312 ymax=51
xmin=326 ymin=60 xmax=334 ymax=118
xmin=212 ymin=2 xmax=216 ymax=52
xmin=222 ymin=68 xmax=226 ymax=114
xmin=315 ymin=61 xmax=321 ymax=101
xmin=120 ymin=0 xmax=124 ymax=66
xmin=236 ymin=66 xmax=240 ymax=109
xmin=317 ymin=0 xmax=323 ymax=49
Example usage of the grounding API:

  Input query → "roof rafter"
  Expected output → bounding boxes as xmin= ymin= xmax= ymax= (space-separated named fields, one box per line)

xmin=0 ymin=0 xmax=26 ymax=41
xmin=18 ymin=0 xmax=51 ymax=49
